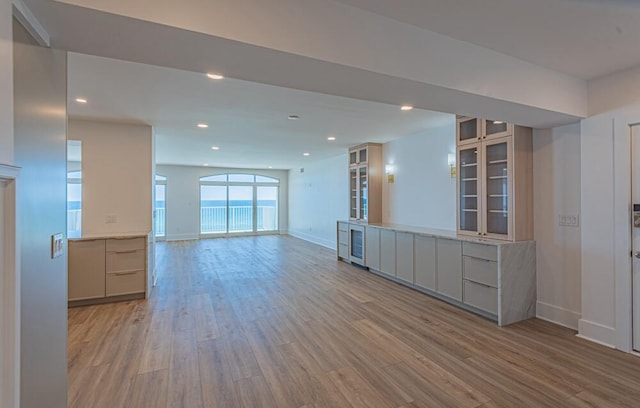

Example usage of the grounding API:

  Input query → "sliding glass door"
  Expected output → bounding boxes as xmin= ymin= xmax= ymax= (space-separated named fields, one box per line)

xmin=199 ymin=174 xmax=279 ymax=236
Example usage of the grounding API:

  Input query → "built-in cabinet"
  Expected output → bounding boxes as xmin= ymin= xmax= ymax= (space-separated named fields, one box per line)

xmin=68 ymin=234 xmax=149 ymax=305
xmin=348 ymin=143 xmax=382 ymax=223
xmin=337 ymin=221 xmax=536 ymax=326
xmin=456 ymin=117 xmax=533 ymax=241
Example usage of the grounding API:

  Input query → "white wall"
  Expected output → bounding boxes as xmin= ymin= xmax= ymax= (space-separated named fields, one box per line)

xmin=0 ymin=0 xmax=12 ymax=165
xmin=288 ymin=154 xmax=348 ymax=248
xmin=68 ymin=119 xmax=153 ymax=237
xmin=156 ymin=164 xmax=289 ymax=241
xmin=532 ymin=124 xmax=582 ymax=329
xmin=382 ymin=122 xmax=456 ymax=230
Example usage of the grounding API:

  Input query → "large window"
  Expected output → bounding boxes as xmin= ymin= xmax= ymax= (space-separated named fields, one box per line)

xmin=200 ymin=174 xmax=279 ymax=235
xmin=155 ymin=175 xmax=167 ymax=238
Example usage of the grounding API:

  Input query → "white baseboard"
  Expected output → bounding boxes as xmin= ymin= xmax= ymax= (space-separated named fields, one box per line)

xmin=577 ymin=319 xmax=616 ymax=348
xmin=287 ymin=230 xmax=334 ymax=250
xmin=165 ymin=233 xmax=199 ymax=241
xmin=536 ymin=301 xmax=580 ymax=330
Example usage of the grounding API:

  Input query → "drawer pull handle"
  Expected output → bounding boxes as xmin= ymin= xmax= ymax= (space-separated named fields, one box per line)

xmin=113 ymin=250 xmax=138 ymax=254
xmin=113 ymin=271 xmax=138 ymax=276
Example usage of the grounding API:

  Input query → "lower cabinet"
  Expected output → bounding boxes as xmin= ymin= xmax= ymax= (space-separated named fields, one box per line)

xmin=379 ymin=229 xmax=396 ymax=276
xmin=68 ymin=239 xmax=106 ymax=301
xmin=395 ymin=232 xmax=414 ymax=283
xmin=365 ymin=226 xmax=380 ymax=270
xmin=68 ymin=235 xmax=148 ymax=304
xmin=336 ymin=221 xmax=535 ymax=326
xmin=436 ymin=239 xmax=462 ymax=301
xmin=337 ymin=222 xmax=349 ymax=259
xmin=414 ymin=235 xmax=436 ymax=291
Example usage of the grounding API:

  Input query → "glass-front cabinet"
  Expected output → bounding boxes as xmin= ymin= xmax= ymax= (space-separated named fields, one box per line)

xmin=457 ymin=116 xmax=480 ymax=146
xmin=348 ymin=143 xmax=382 ymax=223
xmin=483 ymin=138 xmax=511 ymax=238
xmin=456 ymin=118 xmax=532 ymax=242
xmin=458 ymin=146 xmax=480 ymax=234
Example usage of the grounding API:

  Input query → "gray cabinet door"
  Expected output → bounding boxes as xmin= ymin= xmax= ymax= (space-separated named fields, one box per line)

xmin=379 ymin=229 xmax=396 ymax=276
xmin=436 ymin=238 xmax=462 ymax=301
xmin=396 ymin=232 xmax=414 ymax=283
xmin=414 ymin=235 xmax=436 ymax=291
xmin=365 ymin=227 xmax=380 ymax=270
xmin=68 ymin=239 xmax=106 ymax=301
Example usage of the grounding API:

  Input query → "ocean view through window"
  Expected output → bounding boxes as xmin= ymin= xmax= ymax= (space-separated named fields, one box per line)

xmin=200 ymin=174 xmax=279 ymax=235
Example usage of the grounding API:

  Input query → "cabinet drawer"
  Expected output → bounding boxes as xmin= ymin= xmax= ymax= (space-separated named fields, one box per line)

xmin=338 ymin=230 xmax=348 ymax=245
xmin=106 ymin=270 xmax=145 ymax=297
xmin=106 ymin=249 xmax=145 ymax=273
xmin=462 ymin=242 xmax=497 ymax=261
xmin=463 ymin=280 xmax=498 ymax=315
xmin=338 ymin=222 xmax=348 ymax=233
xmin=463 ymin=256 xmax=498 ymax=287
xmin=338 ymin=243 xmax=349 ymax=258
xmin=106 ymin=237 xmax=145 ymax=252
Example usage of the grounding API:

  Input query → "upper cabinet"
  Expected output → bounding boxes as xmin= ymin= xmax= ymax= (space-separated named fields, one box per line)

xmin=348 ymin=143 xmax=382 ymax=223
xmin=456 ymin=117 xmax=532 ymax=241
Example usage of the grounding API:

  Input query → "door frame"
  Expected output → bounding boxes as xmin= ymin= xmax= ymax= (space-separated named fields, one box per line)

xmin=0 ymin=163 xmax=20 ymax=408
xmin=631 ymin=124 xmax=640 ymax=352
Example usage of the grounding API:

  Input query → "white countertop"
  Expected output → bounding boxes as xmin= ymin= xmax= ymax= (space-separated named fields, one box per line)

xmin=68 ymin=231 xmax=151 ymax=241
xmin=339 ymin=221 xmax=530 ymax=246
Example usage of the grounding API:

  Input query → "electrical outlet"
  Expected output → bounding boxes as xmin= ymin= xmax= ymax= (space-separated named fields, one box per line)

xmin=558 ymin=214 xmax=579 ymax=227
xmin=105 ymin=214 xmax=117 ymax=224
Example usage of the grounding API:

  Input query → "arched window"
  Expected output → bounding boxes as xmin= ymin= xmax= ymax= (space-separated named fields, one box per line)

xmin=155 ymin=175 xmax=167 ymax=238
xmin=199 ymin=174 xmax=279 ymax=235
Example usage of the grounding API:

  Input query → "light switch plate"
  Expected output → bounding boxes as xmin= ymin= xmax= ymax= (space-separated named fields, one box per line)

xmin=51 ymin=233 xmax=64 ymax=259
xmin=558 ymin=214 xmax=580 ymax=227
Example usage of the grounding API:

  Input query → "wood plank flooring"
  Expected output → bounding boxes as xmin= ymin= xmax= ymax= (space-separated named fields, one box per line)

xmin=68 ymin=236 xmax=640 ymax=407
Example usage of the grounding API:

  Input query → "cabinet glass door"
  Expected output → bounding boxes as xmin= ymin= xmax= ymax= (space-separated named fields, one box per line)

xmin=484 ymin=139 xmax=510 ymax=237
xmin=483 ymin=120 xmax=512 ymax=140
xmin=350 ymin=168 xmax=357 ymax=219
xmin=349 ymin=151 xmax=357 ymax=166
xmin=457 ymin=117 xmax=479 ymax=145
xmin=359 ymin=166 xmax=368 ymax=220
xmin=459 ymin=145 xmax=480 ymax=234
xmin=359 ymin=148 xmax=367 ymax=164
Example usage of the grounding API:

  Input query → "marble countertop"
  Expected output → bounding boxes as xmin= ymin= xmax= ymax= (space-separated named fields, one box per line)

xmin=339 ymin=221 xmax=531 ymax=246
xmin=68 ymin=231 xmax=151 ymax=241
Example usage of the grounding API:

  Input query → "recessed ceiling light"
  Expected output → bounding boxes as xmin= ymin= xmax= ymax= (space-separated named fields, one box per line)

xmin=303 ymin=152 xmax=310 ymax=156
xmin=203 ymin=163 xmax=209 ymax=166
xmin=327 ymin=136 xmax=336 ymax=141
xmin=206 ymin=72 xmax=224 ymax=80
xmin=493 ymin=120 xmax=504 ymax=124
xmin=75 ymin=98 xmax=87 ymax=104
xmin=197 ymin=123 xmax=209 ymax=128
xmin=400 ymin=105 xmax=413 ymax=111
xmin=288 ymin=115 xmax=300 ymax=120
xmin=211 ymin=146 xmax=220 ymax=150
xmin=268 ymin=166 xmax=273 ymax=169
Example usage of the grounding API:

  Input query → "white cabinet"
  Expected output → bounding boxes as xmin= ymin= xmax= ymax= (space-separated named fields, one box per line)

xmin=456 ymin=118 xmax=532 ymax=242
xmin=337 ymin=222 xmax=349 ymax=260
xmin=379 ymin=229 xmax=396 ymax=276
xmin=414 ymin=235 xmax=436 ymax=291
xmin=68 ymin=235 xmax=148 ymax=305
xmin=396 ymin=232 xmax=414 ymax=283
xmin=436 ymin=238 xmax=462 ymax=301
xmin=365 ymin=226 xmax=380 ymax=270
xmin=68 ymin=239 xmax=106 ymax=301
xmin=336 ymin=221 xmax=535 ymax=326
xmin=348 ymin=143 xmax=382 ymax=223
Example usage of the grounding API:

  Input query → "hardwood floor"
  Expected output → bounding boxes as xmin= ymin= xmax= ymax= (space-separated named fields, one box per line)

xmin=68 ymin=236 xmax=640 ymax=407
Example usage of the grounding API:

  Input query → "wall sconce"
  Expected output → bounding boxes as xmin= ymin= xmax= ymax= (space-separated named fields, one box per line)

xmin=447 ymin=153 xmax=456 ymax=178
xmin=385 ymin=164 xmax=395 ymax=183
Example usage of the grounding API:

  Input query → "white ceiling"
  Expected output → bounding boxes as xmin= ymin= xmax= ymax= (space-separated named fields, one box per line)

xmin=67 ymin=53 xmax=452 ymax=169
xmin=333 ymin=0 xmax=640 ymax=79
